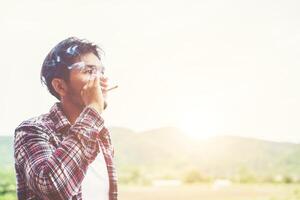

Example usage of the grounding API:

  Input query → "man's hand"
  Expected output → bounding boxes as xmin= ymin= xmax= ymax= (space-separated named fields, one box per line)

xmin=101 ymin=76 xmax=109 ymax=110
xmin=81 ymin=76 xmax=108 ymax=114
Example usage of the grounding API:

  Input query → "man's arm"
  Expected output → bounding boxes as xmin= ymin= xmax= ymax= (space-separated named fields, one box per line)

xmin=14 ymin=106 xmax=107 ymax=200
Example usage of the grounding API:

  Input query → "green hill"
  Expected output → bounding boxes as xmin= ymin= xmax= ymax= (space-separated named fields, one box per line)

xmin=110 ymin=127 xmax=300 ymax=179
xmin=2 ymin=127 xmax=300 ymax=180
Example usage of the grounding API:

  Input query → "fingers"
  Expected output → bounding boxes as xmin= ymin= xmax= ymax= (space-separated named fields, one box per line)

xmin=100 ymin=80 xmax=108 ymax=88
xmin=93 ymin=75 xmax=100 ymax=87
xmin=94 ymin=76 xmax=105 ymax=96
xmin=100 ymin=75 xmax=108 ymax=81
xmin=81 ymin=79 xmax=90 ymax=95
xmin=87 ymin=75 xmax=100 ymax=89
xmin=100 ymin=76 xmax=109 ymax=90
xmin=82 ymin=75 xmax=95 ymax=94
xmin=81 ymin=75 xmax=108 ymax=98
xmin=100 ymin=76 xmax=108 ymax=85
xmin=100 ymin=77 xmax=108 ymax=98
xmin=87 ymin=75 xmax=95 ymax=88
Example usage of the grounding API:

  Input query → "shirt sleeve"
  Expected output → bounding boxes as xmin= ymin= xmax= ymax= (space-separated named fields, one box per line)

xmin=14 ymin=106 xmax=107 ymax=200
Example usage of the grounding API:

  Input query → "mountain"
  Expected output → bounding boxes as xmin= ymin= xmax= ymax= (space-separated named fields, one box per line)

xmin=2 ymin=127 xmax=300 ymax=178
xmin=110 ymin=127 xmax=300 ymax=178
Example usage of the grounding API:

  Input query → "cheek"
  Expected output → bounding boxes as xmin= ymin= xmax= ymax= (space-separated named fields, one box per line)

xmin=68 ymin=73 xmax=89 ymax=94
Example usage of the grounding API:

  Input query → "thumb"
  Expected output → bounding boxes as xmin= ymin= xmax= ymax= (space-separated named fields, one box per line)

xmin=94 ymin=75 xmax=100 ymax=87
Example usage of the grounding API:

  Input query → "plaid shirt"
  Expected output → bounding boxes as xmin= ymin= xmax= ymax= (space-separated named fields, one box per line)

xmin=14 ymin=102 xmax=118 ymax=200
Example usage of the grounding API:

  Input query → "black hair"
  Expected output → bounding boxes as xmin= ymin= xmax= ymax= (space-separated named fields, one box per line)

xmin=40 ymin=37 xmax=103 ymax=100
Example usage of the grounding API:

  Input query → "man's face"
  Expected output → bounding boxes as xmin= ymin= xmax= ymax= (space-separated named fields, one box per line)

xmin=64 ymin=52 xmax=106 ymax=110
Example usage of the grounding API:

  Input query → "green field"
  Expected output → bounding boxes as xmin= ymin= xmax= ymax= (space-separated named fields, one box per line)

xmin=1 ymin=183 xmax=300 ymax=200
xmin=119 ymin=184 xmax=300 ymax=200
xmin=0 ymin=184 xmax=300 ymax=200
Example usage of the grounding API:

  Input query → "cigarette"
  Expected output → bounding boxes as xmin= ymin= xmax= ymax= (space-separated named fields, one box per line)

xmin=107 ymin=85 xmax=118 ymax=92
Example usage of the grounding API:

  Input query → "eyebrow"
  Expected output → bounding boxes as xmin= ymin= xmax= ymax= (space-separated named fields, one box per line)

xmin=85 ymin=64 xmax=102 ymax=68
xmin=85 ymin=64 xmax=105 ymax=71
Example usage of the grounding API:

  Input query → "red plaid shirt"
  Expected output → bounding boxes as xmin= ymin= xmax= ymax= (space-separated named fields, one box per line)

xmin=14 ymin=102 xmax=118 ymax=200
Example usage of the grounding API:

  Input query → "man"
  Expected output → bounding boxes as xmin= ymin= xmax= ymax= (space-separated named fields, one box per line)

xmin=14 ymin=37 xmax=118 ymax=200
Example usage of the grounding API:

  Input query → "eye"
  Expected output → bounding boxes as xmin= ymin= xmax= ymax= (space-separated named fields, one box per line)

xmin=83 ymin=67 xmax=96 ymax=74
xmin=81 ymin=65 xmax=104 ymax=76
xmin=86 ymin=69 xmax=94 ymax=74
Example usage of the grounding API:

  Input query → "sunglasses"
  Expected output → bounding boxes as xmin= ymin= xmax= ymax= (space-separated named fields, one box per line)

xmin=67 ymin=61 xmax=105 ymax=78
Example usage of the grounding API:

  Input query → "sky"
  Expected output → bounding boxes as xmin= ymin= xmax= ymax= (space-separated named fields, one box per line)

xmin=0 ymin=0 xmax=299 ymax=142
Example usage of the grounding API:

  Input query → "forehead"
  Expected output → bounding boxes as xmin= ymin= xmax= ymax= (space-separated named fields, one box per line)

xmin=79 ymin=52 xmax=102 ymax=66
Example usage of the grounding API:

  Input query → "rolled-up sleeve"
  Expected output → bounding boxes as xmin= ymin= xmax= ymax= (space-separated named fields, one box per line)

xmin=14 ymin=106 xmax=105 ymax=200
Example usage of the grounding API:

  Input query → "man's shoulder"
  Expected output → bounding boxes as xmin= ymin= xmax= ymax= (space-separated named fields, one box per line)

xmin=15 ymin=112 xmax=55 ymax=137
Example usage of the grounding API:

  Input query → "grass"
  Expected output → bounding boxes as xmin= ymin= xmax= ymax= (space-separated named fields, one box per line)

xmin=0 ymin=193 xmax=16 ymax=200
xmin=2 ymin=183 xmax=300 ymax=200
xmin=119 ymin=183 xmax=300 ymax=200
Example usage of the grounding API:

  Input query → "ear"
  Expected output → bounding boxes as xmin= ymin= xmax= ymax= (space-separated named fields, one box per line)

xmin=51 ymin=78 xmax=68 ymax=98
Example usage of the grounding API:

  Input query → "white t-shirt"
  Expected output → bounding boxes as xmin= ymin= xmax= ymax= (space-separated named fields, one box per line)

xmin=82 ymin=150 xmax=110 ymax=200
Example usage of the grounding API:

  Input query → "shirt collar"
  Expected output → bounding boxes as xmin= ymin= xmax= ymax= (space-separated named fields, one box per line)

xmin=49 ymin=102 xmax=71 ymax=134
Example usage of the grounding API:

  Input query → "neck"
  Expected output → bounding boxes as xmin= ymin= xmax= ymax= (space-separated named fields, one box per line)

xmin=60 ymin=99 xmax=83 ymax=125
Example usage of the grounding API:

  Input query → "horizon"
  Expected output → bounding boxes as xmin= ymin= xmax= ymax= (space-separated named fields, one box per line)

xmin=1 ymin=125 xmax=299 ymax=144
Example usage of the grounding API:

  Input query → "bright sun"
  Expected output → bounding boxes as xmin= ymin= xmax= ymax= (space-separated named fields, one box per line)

xmin=178 ymin=111 xmax=222 ymax=140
